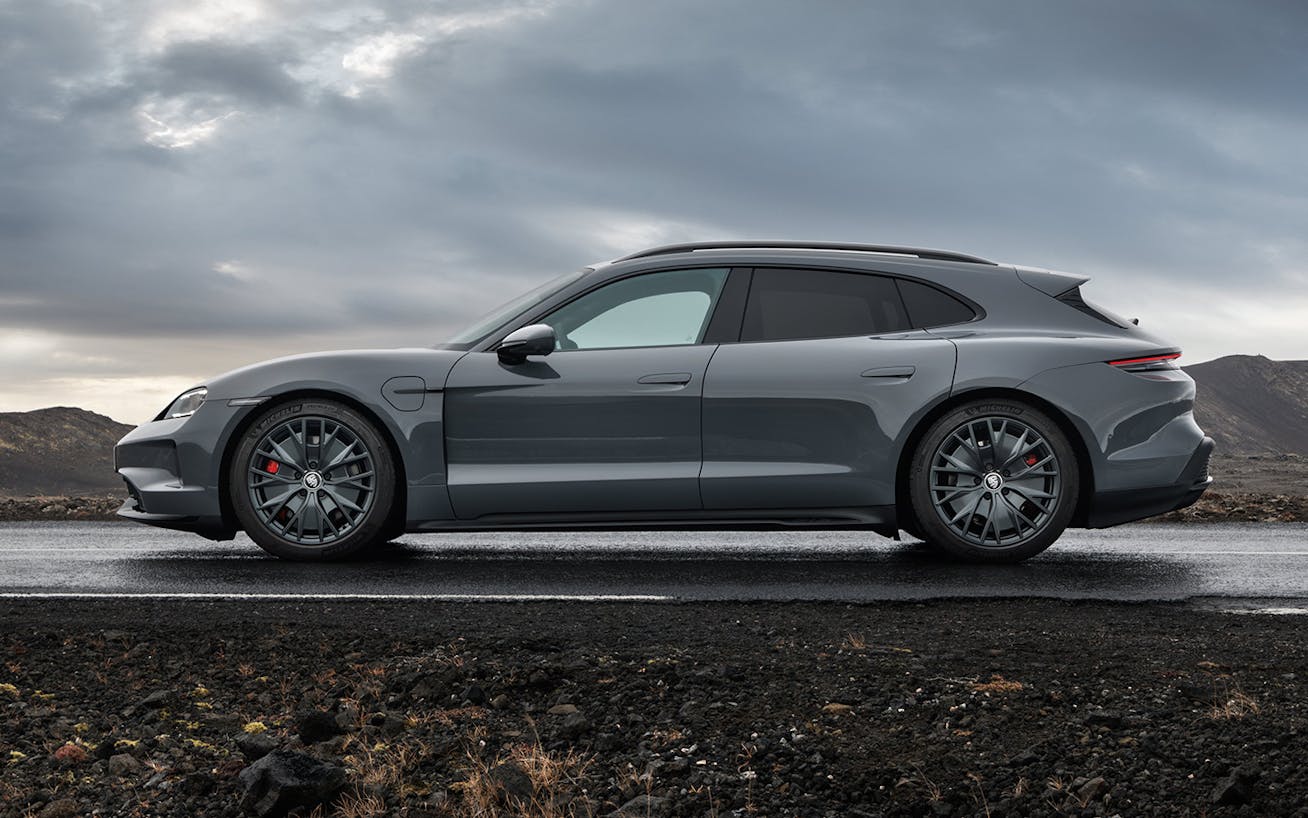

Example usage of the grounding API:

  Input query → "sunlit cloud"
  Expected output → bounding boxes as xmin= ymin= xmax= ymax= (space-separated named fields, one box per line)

xmin=143 ymin=0 xmax=269 ymax=50
xmin=137 ymin=95 xmax=240 ymax=149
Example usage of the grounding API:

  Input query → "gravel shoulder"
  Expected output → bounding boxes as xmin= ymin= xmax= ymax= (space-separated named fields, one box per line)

xmin=2 ymin=599 xmax=1306 ymax=817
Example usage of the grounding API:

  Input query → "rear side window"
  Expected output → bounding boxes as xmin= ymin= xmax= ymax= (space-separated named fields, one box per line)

xmin=741 ymin=268 xmax=909 ymax=342
xmin=1057 ymin=286 xmax=1133 ymax=328
xmin=896 ymin=279 xmax=977 ymax=328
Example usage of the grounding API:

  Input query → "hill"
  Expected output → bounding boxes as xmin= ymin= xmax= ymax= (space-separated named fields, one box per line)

xmin=1187 ymin=355 xmax=1308 ymax=455
xmin=0 ymin=407 xmax=133 ymax=497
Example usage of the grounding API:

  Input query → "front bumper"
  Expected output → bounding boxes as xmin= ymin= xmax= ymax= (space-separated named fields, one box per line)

xmin=1086 ymin=436 xmax=1215 ymax=527
xmin=114 ymin=407 xmax=240 ymax=540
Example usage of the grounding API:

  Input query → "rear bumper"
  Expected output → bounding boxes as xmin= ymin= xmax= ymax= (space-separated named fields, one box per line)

xmin=1086 ymin=436 xmax=1214 ymax=527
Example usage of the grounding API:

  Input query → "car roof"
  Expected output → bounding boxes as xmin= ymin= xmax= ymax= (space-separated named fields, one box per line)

xmin=588 ymin=244 xmax=1018 ymax=283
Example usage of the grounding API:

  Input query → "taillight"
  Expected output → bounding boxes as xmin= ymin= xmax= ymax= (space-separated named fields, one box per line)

xmin=1108 ymin=352 xmax=1181 ymax=372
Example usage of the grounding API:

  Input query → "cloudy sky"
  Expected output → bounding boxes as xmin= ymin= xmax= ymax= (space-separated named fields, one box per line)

xmin=2 ymin=1 xmax=1306 ymax=423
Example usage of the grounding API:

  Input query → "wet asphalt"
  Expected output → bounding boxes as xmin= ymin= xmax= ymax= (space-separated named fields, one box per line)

xmin=0 ymin=522 xmax=1305 ymax=605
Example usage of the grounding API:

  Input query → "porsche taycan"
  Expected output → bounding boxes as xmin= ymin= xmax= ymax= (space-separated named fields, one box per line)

xmin=115 ymin=241 xmax=1213 ymax=562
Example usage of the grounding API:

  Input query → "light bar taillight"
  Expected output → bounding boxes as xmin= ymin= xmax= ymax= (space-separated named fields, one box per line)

xmin=1109 ymin=352 xmax=1181 ymax=372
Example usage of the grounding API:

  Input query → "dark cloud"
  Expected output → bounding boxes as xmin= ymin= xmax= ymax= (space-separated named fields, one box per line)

xmin=153 ymin=40 xmax=303 ymax=107
xmin=1 ymin=0 xmax=1306 ymax=419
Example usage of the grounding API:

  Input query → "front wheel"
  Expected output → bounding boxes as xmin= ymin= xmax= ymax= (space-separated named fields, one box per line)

xmin=908 ymin=399 xmax=1078 ymax=562
xmin=230 ymin=399 xmax=397 ymax=561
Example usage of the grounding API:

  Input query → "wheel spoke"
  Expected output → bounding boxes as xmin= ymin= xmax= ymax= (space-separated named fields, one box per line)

xmin=987 ymin=496 xmax=1013 ymax=544
xmin=249 ymin=466 xmax=296 ymax=485
xmin=326 ymin=489 xmax=365 ymax=514
xmin=947 ymin=489 xmax=986 ymax=527
xmin=938 ymin=450 xmax=980 ymax=476
xmin=1002 ymin=493 xmax=1040 ymax=533
xmin=1009 ymin=454 xmax=1056 ymax=480
xmin=264 ymin=438 xmax=301 ymax=470
xmin=1001 ymin=429 xmax=1031 ymax=468
xmin=258 ymin=486 xmax=300 ymax=511
xmin=327 ymin=472 xmax=374 ymax=490
xmin=325 ymin=440 xmax=360 ymax=470
xmin=934 ymin=484 xmax=977 ymax=504
xmin=317 ymin=494 xmax=340 ymax=538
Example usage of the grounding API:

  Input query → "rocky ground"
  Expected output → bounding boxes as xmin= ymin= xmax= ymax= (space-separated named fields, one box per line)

xmin=0 ymin=496 xmax=124 ymax=523
xmin=1 ymin=599 xmax=1306 ymax=818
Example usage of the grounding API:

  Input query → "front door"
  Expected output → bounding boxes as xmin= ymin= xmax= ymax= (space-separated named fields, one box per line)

xmin=443 ymin=267 xmax=731 ymax=519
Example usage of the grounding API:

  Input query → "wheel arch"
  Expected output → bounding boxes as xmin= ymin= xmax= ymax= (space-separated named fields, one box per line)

xmin=217 ymin=389 xmax=409 ymax=534
xmin=894 ymin=387 xmax=1096 ymax=535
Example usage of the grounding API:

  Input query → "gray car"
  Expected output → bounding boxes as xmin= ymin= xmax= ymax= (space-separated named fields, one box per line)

xmin=115 ymin=241 xmax=1213 ymax=562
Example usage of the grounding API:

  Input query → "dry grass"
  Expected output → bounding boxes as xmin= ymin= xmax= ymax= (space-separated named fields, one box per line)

xmin=333 ymin=790 xmax=388 ymax=818
xmin=455 ymin=742 xmax=594 ymax=817
xmin=1210 ymin=687 xmax=1261 ymax=720
xmin=842 ymin=631 xmax=869 ymax=650
xmin=967 ymin=772 xmax=992 ymax=818
xmin=970 ymin=674 xmax=1024 ymax=694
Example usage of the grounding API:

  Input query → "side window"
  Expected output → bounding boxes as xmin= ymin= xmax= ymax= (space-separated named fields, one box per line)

xmin=543 ymin=268 xmax=729 ymax=350
xmin=741 ymin=268 xmax=909 ymax=342
xmin=897 ymin=279 xmax=976 ymax=328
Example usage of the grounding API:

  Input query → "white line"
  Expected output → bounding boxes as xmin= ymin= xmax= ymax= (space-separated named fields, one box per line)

xmin=0 ymin=592 xmax=672 ymax=602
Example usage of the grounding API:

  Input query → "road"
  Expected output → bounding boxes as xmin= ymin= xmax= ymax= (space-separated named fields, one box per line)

xmin=0 ymin=521 xmax=1306 ymax=605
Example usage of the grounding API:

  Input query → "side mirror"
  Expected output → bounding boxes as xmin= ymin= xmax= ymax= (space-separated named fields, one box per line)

xmin=497 ymin=324 xmax=557 ymax=364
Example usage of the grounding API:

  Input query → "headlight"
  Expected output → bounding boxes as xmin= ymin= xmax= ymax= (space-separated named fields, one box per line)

xmin=163 ymin=387 xmax=207 ymax=419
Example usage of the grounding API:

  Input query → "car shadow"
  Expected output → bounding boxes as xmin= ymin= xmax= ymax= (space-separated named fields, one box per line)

xmin=108 ymin=532 xmax=1207 ymax=602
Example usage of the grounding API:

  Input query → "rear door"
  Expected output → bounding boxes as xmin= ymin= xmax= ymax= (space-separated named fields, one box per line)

xmin=444 ymin=267 xmax=731 ymax=519
xmin=700 ymin=267 xmax=957 ymax=510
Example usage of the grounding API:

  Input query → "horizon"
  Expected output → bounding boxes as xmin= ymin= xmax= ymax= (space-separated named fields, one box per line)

xmin=3 ymin=350 xmax=1298 ymax=428
xmin=3 ymin=2 xmax=1306 ymax=424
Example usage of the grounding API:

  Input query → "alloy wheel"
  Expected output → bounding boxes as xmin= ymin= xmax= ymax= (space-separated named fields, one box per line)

xmin=246 ymin=415 xmax=377 ymax=546
xmin=928 ymin=415 xmax=1061 ymax=548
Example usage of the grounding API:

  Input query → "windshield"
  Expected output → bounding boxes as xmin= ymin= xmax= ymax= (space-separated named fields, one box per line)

xmin=440 ymin=268 xmax=590 ymax=348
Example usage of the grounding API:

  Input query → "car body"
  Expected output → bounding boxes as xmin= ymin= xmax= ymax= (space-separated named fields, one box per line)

xmin=115 ymin=241 xmax=1213 ymax=561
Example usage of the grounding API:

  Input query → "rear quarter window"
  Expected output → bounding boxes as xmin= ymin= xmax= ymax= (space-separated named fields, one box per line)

xmin=896 ymin=279 xmax=977 ymax=328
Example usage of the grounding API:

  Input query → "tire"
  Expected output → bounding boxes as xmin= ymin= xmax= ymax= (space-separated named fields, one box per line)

xmin=908 ymin=399 xmax=1078 ymax=562
xmin=230 ymin=399 xmax=397 ymax=561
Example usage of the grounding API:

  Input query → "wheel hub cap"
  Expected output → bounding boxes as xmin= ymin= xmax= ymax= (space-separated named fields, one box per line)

xmin=302 ymin=471 xmax=323 ymax=491
xmin=983 ymin=471 xmax=1003 ymax=491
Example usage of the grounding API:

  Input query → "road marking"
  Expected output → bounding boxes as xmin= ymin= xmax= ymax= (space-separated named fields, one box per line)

xmin=0 ymin=592 xmax=673 ymax=602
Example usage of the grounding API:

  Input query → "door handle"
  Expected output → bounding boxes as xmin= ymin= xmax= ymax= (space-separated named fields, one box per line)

xmin=637 ymin=372 xmax=693 ymax=385
xmin=860 ymin=365 xmax=916 ymax=379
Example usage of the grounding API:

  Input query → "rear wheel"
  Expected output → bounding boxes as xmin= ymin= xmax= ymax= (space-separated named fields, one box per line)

xmin=908 ymin=399 xmax=1078 ymax=562
xmin=230 ymin=399 xmax=397 ymax=561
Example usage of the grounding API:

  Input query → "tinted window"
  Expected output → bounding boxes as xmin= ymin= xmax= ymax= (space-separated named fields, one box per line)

xmin=544 ymin=268 xmax=729 ymax=350
xmin=897 ymin=279 xmax=977 ymax=328
xmin=741 ymin=268 xmax=909 ymax=342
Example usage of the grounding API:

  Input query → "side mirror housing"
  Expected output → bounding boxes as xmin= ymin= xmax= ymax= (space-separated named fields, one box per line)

xmin=497 ymin=324 xmax=557 ymax=364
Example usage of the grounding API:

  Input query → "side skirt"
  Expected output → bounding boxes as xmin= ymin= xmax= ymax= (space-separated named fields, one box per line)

xmin=414 ymin=506 xmax=899 ymax=539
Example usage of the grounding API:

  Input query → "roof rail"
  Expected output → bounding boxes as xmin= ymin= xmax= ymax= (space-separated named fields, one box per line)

xmin=615 ymin=241 xmax=996 ymax=266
